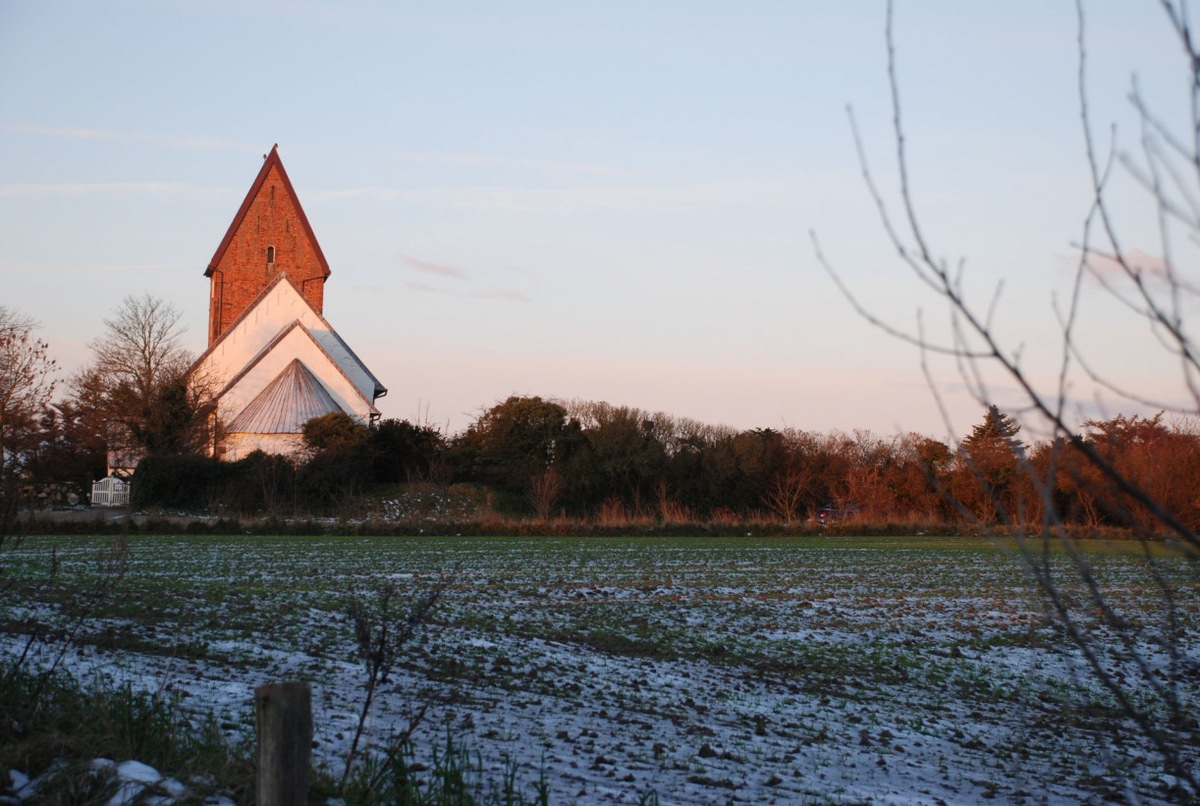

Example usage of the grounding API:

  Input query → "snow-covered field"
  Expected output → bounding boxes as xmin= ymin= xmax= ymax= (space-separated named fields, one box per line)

xmin=4 ymin=534 xmax=1197 ymax=804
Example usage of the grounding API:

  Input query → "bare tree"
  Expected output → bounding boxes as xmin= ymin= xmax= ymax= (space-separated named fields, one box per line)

xmin=529 ymin=467 xmax=561 ymax=521
xmin=0 ymin=307 xmax=58 ymax=459
xmin=0 ymin=307 xmax=58 ymax=539
xmin=78 ymin=294 xmax=213 ymax=458
xmin=815 ymin=1 xmax=1199 ymax=796
xmin=90 ymin=294 xmax=192 ymax=403
xmin=762 ymin=468 xmax=810 ymax=527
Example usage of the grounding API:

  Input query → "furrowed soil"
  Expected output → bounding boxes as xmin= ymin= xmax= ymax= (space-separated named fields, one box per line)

xmin=3 ymin=534 xmax=1197 ymax=804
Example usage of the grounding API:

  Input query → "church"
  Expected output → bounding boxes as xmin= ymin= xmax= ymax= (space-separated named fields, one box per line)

xmin=188 ymin=145 xmax=387 ymax=461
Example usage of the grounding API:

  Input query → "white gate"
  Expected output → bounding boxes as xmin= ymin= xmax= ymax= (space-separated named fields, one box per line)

xmin=91 ymin=476 xmax=130 ymax=507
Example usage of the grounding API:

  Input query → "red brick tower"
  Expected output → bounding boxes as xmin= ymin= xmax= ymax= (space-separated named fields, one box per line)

xmin=205 ymin=145 xmax=331 ymax=346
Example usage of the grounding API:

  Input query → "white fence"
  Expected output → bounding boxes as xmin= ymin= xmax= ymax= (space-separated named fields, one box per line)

xmin=91 ymin=476 xmax=130 ymax=507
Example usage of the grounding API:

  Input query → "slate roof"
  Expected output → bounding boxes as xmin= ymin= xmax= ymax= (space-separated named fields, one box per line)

xmin=226 ymin=358 xmax=342 ymax=434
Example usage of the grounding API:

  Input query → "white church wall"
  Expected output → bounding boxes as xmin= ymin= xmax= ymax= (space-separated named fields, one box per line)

xmin=217 ymin=328 xmax=376 ymax=427
xmin=194 ymin=276 xmax=381 ymax=407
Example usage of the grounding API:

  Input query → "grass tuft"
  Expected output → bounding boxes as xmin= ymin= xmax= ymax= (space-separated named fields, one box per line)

xmin=0 ymin=665 xmax=253 ymax=802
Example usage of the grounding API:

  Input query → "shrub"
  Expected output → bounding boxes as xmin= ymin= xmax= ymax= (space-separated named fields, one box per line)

xmin=130 ymin=455 xmax=231 ymax=511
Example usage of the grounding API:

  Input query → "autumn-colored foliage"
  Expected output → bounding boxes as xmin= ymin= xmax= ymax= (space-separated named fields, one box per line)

xmin=15 ymin=362 xmax=1200 ymax=533
xmin=429 ymin=398 xmax=1200 ymax=532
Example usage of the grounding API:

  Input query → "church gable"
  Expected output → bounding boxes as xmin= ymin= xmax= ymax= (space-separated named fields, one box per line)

xmin=190 ymin=144 xmax=387 ymax=462
xmin=205 ymin=145 xmax=331 ymax=345
xmin=212 ymin=320 xmax=379 ymax=435
xmin=191 ymin=272 xmax=385 ymax=408
xmin=226 ymin=358 xmax=342 ymax=435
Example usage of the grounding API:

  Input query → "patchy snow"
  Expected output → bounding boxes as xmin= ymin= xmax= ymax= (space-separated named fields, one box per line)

xmin=3 ymin=534 xmax=1197 ymax=804
xmin=2 ymin=758 xmax=194 ymax=806
xmin=5 ymin=770 xmax=32 ymax=801
xmin=111 ymin=760 xmax=166 ymax=786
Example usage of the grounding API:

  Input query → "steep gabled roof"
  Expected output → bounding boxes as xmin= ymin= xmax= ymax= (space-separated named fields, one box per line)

xmin=226 ymin=358 xmax=342 ymax=434
xmin=214 ymin=319 xmax=380 ymax=418
xmin=205 ymin=144 xmax=331 ymax=279
xmin=189 ymin=271 xmax=387 ymax=402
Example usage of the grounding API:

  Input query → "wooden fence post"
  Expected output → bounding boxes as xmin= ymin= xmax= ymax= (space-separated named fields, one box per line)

xmin=255 ymin=681 xmax=312 ymax=805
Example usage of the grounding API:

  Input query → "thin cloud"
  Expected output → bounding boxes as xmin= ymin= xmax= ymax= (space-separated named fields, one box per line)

xmin=504 ymin=265 xmax=538 ymax=280
xmin=470 ymin=288 xmax=531 ymax=303
xmin=311 ymin=178 xmax=801 ymax=214
xmin=306 ymin=147 xmax=625 ymax=179
xmin=1060 ymin=247 xmax=1200 ymax=297
xmin=438 ymin=182 xmax=783 ymax=214
xmin=403 ymin=279 xmax=529 ymax=304
xmin=309 ymin=187 xmax=401 ymax=202
xmin=405 ymin=280 xmax=447 ymax=295
xmin=0 ymin=123 xmax=257 ymax=153
xmin=0 ymin=260 xmax=192 ymax=273
xmin=400 ymin=252 xmax=529 ymax=303
xmin=92 ymin=261 xmax=195 ymax=272
xmin=0 ymin=182 xmax=222 ymax=199
xmin=400 ymin=252 xmax=469 ymax=279
xmin=420 ymin=152 xmax=625 ymax=177
xmin=1073 ymin=248 xmax=1169 ymax=279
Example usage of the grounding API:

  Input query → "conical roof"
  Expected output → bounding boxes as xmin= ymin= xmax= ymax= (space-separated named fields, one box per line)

xmin=226 ymin=358 xmax=342 ymax=434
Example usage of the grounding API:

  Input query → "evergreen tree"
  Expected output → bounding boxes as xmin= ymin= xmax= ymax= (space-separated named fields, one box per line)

xmin=961 ymin=404 xmax=1023 ymax=455
xmin=953 ymin=405 xmax=1025 ymax=523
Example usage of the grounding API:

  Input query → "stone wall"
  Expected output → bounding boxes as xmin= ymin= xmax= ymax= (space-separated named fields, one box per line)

xmin=21 ymin=481 xmax=86 ymax=509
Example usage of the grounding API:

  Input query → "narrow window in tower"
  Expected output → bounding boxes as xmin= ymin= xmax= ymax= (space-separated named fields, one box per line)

xmin=266 ymin=245 xmax=276 ymax=268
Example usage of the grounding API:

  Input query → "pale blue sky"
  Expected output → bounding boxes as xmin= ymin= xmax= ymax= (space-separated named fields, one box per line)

xmin=0 ymin=1 xmax=1190 ymax=439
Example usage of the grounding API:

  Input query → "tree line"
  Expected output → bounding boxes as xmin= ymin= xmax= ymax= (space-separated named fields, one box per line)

xmin=397 ymin=395 xmax=1200 ymax=531
xmin=2 ymin=296 xmax=1193 ymax=530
